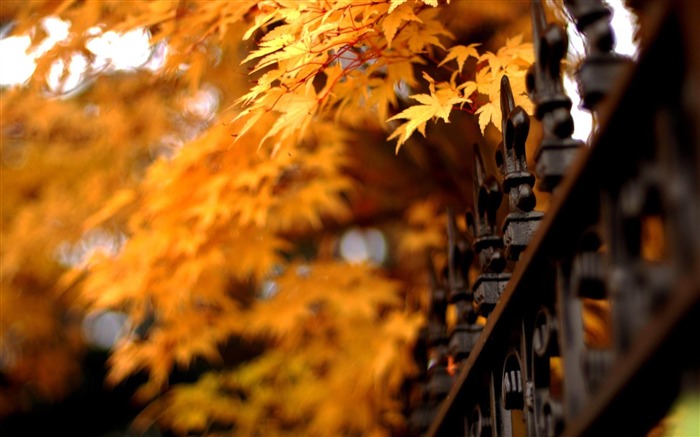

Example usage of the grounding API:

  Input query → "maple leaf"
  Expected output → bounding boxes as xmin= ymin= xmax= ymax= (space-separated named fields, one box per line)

xmin=405 ymin=8 xmax=453 ymax=53
xmin=382 ymin=3 xmax=422 ymax=47
xmin=470 ymin=34 xmax=534 ymax=133
xmin=240 ymin=33 xmax=295 ymax=69
xmin=439 ymin=43 xmax=481 ymax=72
xmin=476 ymin=101 xmax=501 ymax=134
xmin=390 ymin=0 xmax=443 ymax=12
xmin=388 ymin=0 xmax=408 ymax=14
xmin=388 ymin=73 xmax=470 ymax=151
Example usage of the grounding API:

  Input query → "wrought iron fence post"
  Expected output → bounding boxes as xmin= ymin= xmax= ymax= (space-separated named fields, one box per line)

xmin=408 ymin=326 xmax=432 ymax=436
xmin=426 ymin=257 xmax=453 ymax=404
xmin=562 ymin=0 xmax=632 ymax=111
xmin=554 ymin=261 xmax=588 ymax=422
xmin=497 ymin=75 xmax=544 ymax=260
xmin=446 ymin=209 xmax=482 ymax=368
xmin=409 ymin=258 xmax=454 ymax=436
xmin=527 ymin=0 xmax=584 ymax=192
xmin=471 ymin=147 xmax=510 ymax=317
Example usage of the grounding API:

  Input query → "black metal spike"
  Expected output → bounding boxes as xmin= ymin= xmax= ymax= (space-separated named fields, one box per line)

xmin=527 ymin=0 xmax=585 ymax=192
xmin=471 ymin=146 xmax=510 ymax=316
xmin=498 ymin=75 xmax=544 ymax=260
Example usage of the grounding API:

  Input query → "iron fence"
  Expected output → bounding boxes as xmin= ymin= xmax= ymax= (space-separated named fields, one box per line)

xmin=409 ymin=1 xmax=700 ymax=436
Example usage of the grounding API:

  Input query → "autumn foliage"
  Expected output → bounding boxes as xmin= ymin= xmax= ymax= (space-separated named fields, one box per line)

xmin=2 ymin=1 xmax=541 ymax=435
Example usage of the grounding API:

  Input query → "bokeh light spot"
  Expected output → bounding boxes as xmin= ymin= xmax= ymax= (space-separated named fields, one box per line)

xmin=81 ymin=311 xmax=130 ymax=350
xmin=339 ymin=227 xmax=388 ymax=265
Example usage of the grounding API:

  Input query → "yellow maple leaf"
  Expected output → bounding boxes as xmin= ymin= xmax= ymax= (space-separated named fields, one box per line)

xmin=405 ymin=8 xmax=452 ymax=53
xmin=382 ymin=3 xmax=422 ymax=47
xmin=388 ymin=0 xmax=409 ymax=14
xmin=439 ymin=43 xmax=481 ymax=72
xmin=470 ymin=34 xmax=533 ymax=133
xmin=476 ymin=100 xmax=500 ymax=134
xmin=388 ymin=73 xmax=470 ymax=151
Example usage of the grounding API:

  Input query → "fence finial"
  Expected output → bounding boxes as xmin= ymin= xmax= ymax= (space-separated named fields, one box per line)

xmin=498 ymin=75 xmax=544 ymax=260
xmin=470 ymin=147 xmax=510 ymax=316
xmin=563 ymin=0 xmax=631 ymax=110
xmin=527 ymin=0 xmax=584 ymax=192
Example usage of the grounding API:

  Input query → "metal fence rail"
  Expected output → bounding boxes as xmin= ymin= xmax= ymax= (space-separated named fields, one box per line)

xmin=410 ymin=1 xmax=700 ymax=436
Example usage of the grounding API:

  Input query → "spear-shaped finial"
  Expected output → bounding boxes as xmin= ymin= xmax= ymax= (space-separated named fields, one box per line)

xmin=472 ymin=147 xmax=503 ymax=247
xmin=498 ymin=75 xmax=544 ymax=260
xmin=499 ymin=75 xmax=535 ymax=212
xmin=527 ymin=0 xmax=584 ymax=192
xmin=470 ymin=146 xmax=510 ymax=316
